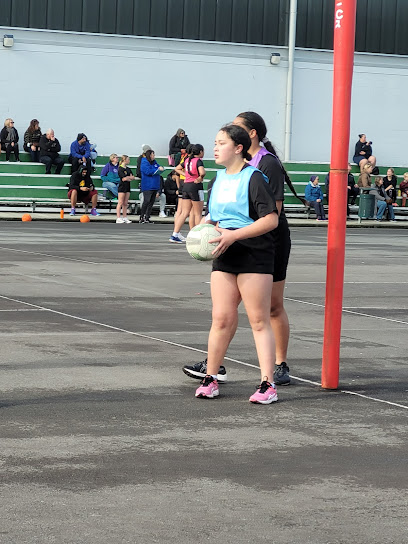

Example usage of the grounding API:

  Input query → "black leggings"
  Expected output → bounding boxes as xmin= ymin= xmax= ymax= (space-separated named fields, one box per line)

xmin=5 ymin=144 xmax=19 ymax=161
xmin=140 ymin=190 xmax=157 ymax=220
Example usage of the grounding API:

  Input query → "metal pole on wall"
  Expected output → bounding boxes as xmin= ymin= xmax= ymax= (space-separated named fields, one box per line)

xmin=321 ymin=0 xmax=357 ymax=389
xmin=284 ymin=0 xmax=297 ymax=162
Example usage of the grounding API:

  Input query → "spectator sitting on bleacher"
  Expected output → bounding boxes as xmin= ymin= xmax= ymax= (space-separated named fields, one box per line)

xmin=136 ymin=144 xmax=151 ymax=178
xmin=358 ymin=163 xmax=373 ymax=188
xmin=164 ymin=170 xmax=178 ymax=206
xmin=400 ymin=172 xmax=408 ymax=207
xmin=23 ymin=119 xmax=42 ymax=162
xmin=39 ymin=129 xmax=64 ymax=174
xmin=140 ymin=149 xmax=164 ymax=223
xmin=69 ymin=133 xmax=91 ymax=173
xmin=353 ymin=134 xmax=377 ymax=170
xmin=325 ymin=164 xmax=358 ymax=212
xmin=168 ymin=128 xmax=190 ymax=166
xmin=0 ymin=118 xmax=20 ymax=162
xmin=370 ymin=177 xmax=396 ymax=222
xmin=305 ymin=175 xmax=327 ymax=221
xmin=68 ymin=165 xmax=99 ymax=216
xmin=383 ymin=168 xmax=398 ymax=205
xmin=101 ymin=153 xmax=120 ymax=199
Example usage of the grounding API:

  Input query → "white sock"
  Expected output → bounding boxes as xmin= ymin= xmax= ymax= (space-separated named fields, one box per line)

xmin=211 ymin=375 xmax=217 ymax=380
xmin=173 ymin=231 xmax=179 ymax=237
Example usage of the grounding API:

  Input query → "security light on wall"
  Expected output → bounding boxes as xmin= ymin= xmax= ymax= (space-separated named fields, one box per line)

xmin=3 ymin=35 xmax=14 ymax=47
xmin=270 ymin=53 xmax=281 ymax=65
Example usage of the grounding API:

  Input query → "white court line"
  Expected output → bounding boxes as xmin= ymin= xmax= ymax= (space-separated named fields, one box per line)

xmin=284 ymin=296 xmax=408 ymax=326
xmin=0 ymin=308 xmax=45 ymax=312
xmin=0 ymin=294 xmax=406 ymax=411
xmin=0 ymin=246 xmax=99 ymax=265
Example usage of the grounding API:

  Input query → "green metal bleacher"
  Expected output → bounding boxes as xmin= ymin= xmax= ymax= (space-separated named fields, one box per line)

xmin=0 ymin=152 xmax=407 ymax=216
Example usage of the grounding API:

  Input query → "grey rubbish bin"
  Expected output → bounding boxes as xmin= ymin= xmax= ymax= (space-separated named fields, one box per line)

xmin=358 ymin=192 xmax=375 ymax=219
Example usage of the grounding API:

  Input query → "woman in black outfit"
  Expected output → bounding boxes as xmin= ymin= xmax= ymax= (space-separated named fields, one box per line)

xmin=353 ymin=134 xmax=377 ymax=171
xmin=0 ymin=118 xmax=19 ymax=161
xmin=383 ymin=168 xmax=398 ymax=204
xmin=23 ymin=119 xmax=42 ymax=162
xmin=168 ymin=128 xmax=190 ymax=166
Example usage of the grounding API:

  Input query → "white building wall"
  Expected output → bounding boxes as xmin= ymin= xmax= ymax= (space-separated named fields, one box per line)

xmin=1 ymin=27 xmax=408 ymax=166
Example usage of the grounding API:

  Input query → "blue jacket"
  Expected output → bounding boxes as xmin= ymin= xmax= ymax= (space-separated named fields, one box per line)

xmin=101 ymin=162 xmax=120 ymax=182
xmin=70 ymin=139 xmax=91 ymax=159
xmin=305 ymin=181 xmax=324 ymax=202
xmin=140 ymin=157 xmax=161 ymax=191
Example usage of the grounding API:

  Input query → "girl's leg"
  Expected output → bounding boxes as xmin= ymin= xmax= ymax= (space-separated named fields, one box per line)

xmin=191 ymin=200 xmax=204 ymax=228
xmin=174 ymin=199 xmax=192 ymax=233
xmin=206 ymin=271 xmax=241 ymax=376
xmin=122 ymin=193 xmax=130 ymax=218
xmin=238 ymin=273 xmax=275 ymax=381
xmin=116 ymin=193 xmax=125 ymax=218
xmin=270 ymin=280 xmax=290 ymax=365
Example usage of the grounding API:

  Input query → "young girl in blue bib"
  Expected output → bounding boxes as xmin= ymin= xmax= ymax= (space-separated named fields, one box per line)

xmin=194 ymin=125 xmax=279 ymax=404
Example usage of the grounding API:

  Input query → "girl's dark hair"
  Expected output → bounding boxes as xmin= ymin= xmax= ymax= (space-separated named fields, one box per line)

xmin=185 ymin=143 xmax=193 ymax=155
xmin=220 ymin=124 xmax=252 ymax=161
xmin=145 ymin=149 xmax=155 ymax=163
xmin=358 ymin=133 xmax=365 ymax=138
xmin=186 ymin=144 xmax=204 ymax=176
xmin=236 ymin=111 xmax=304 ymax=204
xmin=27 ymin=119 xmax=40 ymax=134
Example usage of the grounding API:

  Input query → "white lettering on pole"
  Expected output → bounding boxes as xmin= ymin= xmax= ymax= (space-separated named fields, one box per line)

xmin=335 ymin=2 xmax=343 ymax=28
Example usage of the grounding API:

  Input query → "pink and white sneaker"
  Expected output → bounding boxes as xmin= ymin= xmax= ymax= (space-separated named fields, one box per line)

xmin=195 ymin=375 xmax=219 ymax=399
xmin=249 ymin=379 xmax=278 ymax=404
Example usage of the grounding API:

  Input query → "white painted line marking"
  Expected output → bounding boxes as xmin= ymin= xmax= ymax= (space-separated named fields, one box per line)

xmin=0 ymin=246 xmax=99 ymax=265
xmin=0 ymin=308 xmax=45 ymax=312
xmin=284 ymin=296 xmax=408 ymax=326
xmin=0 ymin=294 xmax=406 ymax=411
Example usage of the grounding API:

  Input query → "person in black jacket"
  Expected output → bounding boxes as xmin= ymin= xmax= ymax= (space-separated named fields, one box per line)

xmin=352 ymin=133 xmax=376 ymax=170
xmin=168 ymin=128 xmax=190 ymax=166
xmin=23 ymin=119 xmax=42 ymax=162
xmin=164 ymin=171 xmax=178 ymax=206
xmin=39 ymin=129 xmax=64 ymax=174
xmin=383 ymin=168 xmax=398 ymax=204
xmin=68 ymin=165 xmax=99 ymax=216
xmin=0 ymin=118 xmax=20 ymax=161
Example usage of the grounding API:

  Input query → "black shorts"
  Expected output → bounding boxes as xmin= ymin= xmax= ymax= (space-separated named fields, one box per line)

xmin=212 ymin=239 xmax=274 ymax=275
xmin=118 ymin=181 xmax=130 ymax=193
xmin=273 ymin=216 xmax=291 ymax=283
xmin=182 ymin=182 xmax=204 ymax=202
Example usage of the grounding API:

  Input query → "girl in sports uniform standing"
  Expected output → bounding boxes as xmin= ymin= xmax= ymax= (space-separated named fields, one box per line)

xmin=117 ymin=155 xmax=135 ymax=224
xmin=170 ymin=144 xmax=206 ymax=243
xmin=194 ymin=125 xmax=279 ymax=404
xmin=183 ymin=112 xmax=294 ymax=386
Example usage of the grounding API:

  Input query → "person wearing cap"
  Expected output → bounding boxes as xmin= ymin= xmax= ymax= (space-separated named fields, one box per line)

xmin=69 ymin=133 xmax=91 ymax=173
xmin=304 ymin=175 xmax=327 ymax=221
xmin=68 ymin=165 xmax=100 ymax=217
xmin=136 ymin=144 xmax=151 ymax=178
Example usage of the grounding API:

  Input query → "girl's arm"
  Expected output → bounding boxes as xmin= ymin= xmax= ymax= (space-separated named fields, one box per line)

xmin=194 ymin=165 xmax=206 ymax=184
xmin=175 ymin=163 xmax=184 ymax=176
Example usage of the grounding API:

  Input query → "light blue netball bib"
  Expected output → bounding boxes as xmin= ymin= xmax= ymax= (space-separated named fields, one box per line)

xmin=209 ymin=166 xmax=267 ymax=229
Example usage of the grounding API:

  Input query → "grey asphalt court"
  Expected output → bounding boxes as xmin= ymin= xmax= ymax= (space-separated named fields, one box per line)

xmin=0 ymin=222 xmax=407 ymax=544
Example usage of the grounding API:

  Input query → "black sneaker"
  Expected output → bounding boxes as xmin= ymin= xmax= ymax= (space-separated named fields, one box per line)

xmin=273 ymin=362 xmax=291 ymax=386
xmin=182 ymin=358 xmax=228 ymax=382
